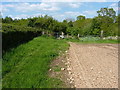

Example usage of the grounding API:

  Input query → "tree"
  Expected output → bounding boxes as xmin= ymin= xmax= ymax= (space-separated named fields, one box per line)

xmin=28 ymin=17 xmax=37 ymax=27
xmin=90 ymin=17 xmax=101 ymax=36
xmin=2 ymin=16 xmax=13 ymax=23
xmin=66 ymin=27 xmax=76 ymax=36
xmin=91 ymin=7 xmax=117 ymax=37
xmin=77 ymin=15 xmax=85 ymax=20
xmin=68 ymin=21 xmax=73 ymax=27
xmin=63 ymin=20 xmax=67 ymax=23
xmin=97 ymin=8 xmax=116 ymax=22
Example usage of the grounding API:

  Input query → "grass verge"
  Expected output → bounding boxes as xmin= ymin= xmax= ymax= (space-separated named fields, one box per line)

xmin=2 ymin=36 xmax=69 ymax=88
xmin=64 ymin=37 xmax=119 ymax=44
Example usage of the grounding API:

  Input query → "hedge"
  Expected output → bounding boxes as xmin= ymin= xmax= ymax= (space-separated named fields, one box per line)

xmin=2 ymin=24 xmax=42 ymax=53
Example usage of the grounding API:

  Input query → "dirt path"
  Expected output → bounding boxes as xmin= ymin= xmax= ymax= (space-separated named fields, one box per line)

xmin=66 ymin=42 xmax=118 ymax=88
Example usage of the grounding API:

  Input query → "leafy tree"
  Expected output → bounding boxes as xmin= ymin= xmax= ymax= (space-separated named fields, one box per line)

xmin=90 ymin=7 xmax=117 ymax=37
xmin=2 ymin=16 xmax=13 ymax=23
xmin=63 ymin=19 xmax=67 ymax=23
xmin=97 ymin=8 xmax=116 ymax=22
xmin=68 ymin=21 xmax=73 ymax=27
xmin=28 ymin=17 xmax=37 ymax=27
xmin=77 ymin=15 xmax=85 ymax=20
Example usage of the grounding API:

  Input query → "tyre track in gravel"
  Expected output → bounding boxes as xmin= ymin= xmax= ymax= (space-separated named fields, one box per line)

xmin=66 ymin=42 xmax=118 ymax=88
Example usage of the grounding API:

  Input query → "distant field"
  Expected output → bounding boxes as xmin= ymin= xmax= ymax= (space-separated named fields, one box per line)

xmin=64 ymin=36 xmax=119 ymax=44
xmin=2 ymin=36 xmax=69 ymax=88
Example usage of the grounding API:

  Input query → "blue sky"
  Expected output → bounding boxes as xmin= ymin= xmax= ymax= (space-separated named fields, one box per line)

xmin=1 ymin=2 xmax=119 ymax=21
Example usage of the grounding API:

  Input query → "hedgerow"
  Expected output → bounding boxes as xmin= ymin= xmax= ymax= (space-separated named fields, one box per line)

xmin=2 ymin=24 xmax=43 ymax=52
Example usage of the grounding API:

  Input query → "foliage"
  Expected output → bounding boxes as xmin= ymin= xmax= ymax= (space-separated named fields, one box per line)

xmin=90 ymin=7 xmax=118 ymax=37
xmin=2 ymin=7 xmax=118 ymax=38
xmin=77 ymin=15 xmax=86 ymax=20
xmin=2 ymin=16 xmax=13 ymax=23
xmin=97 ymin=8 xmax=116 ymax=20
xmin=2 ymin=24 xmax=42 ymax=52
xmin=2 ymin=7 xmax=118 ymax=52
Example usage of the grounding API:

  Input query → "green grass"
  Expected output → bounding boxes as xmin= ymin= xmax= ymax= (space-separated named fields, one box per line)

xmin=2 ymin=36 xmax=69 ymax=88
xmin=53 ymin=66 xmax=61 ymax=72
xmin=64 ymin=36 xmax=119 ymax=44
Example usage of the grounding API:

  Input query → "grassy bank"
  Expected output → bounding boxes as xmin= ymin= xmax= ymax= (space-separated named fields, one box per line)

xmin=2 ymin=36 xmax=69 ymax=88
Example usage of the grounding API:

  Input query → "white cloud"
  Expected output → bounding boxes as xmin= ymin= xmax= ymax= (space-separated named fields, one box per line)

xmin=43 ymin=6 xmax=60 ymax=11
xmin=2 ymin=2 xmax=61 ymax=13
xmin=3 ymin=4 xmax=14 ymax=8
xmin=64 ymin=11 xmax=85 ymax=17
xmin=16 ymin=14 xmax=30 ymax=19
xmin=2 ymin=2 xmax=83 ymax=14
xmin=52 ymin=14 xmax=65 ymax=21
xmin=6 ymin=13 xmax=44 ymax=19
xmin=7 ymin=14 xmax=29 ymax=19
xmin=43 ymin=0 xmax=118 ymax=2
xmin=83 ymin=10 xmax=97 ymax=16
xmin=69 ymin=3 xmax=82 ymax=8
xmin=20 ymin=3 xmax=60 ymax=12
xmin=2 ymin=8 xmax=8 ymax=12
xmin=2 ymin=0 xmax=119 ymax=2
xmin=41 ymin=0 xmax=107 ymax=2
xmin=109 ymin=3 xmax=118 ymax=14
xmin=110 ymin=3 xmax=117 ymax=7
xmin=52 ymin=11 xmax=87 ymax=21
xmin=62 ymin=11 xmax=84 ymax=20
xmin=65 ymin=11 xmax=81 ymax=16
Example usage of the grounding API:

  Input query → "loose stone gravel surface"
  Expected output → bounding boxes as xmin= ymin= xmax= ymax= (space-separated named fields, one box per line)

xmin=66 ymin=42 xmax=118 ymax=88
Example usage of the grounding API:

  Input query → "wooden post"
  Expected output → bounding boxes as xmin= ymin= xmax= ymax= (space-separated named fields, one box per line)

xmin=62 ymin=32 xmax=64 ymax=36
xmin=77 ymin=34 xmax=80 ymax=38
xmin=100 ymin=30 xmax=103 ymax=39
xmin=42 ymin=31 xmax=45 ymax=35
xmin=67 ymin=34 xmax=69 ymax=38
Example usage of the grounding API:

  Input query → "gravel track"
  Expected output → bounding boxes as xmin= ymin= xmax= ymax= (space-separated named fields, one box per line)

xmin=66 ymin=42 xmax=118 ymax=88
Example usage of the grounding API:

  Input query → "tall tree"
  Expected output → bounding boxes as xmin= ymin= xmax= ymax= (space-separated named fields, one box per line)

xmin=97 ymin=8 xmax=116 ymax=22
xmin=91 ymin=7 xmax=117 ymax=37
